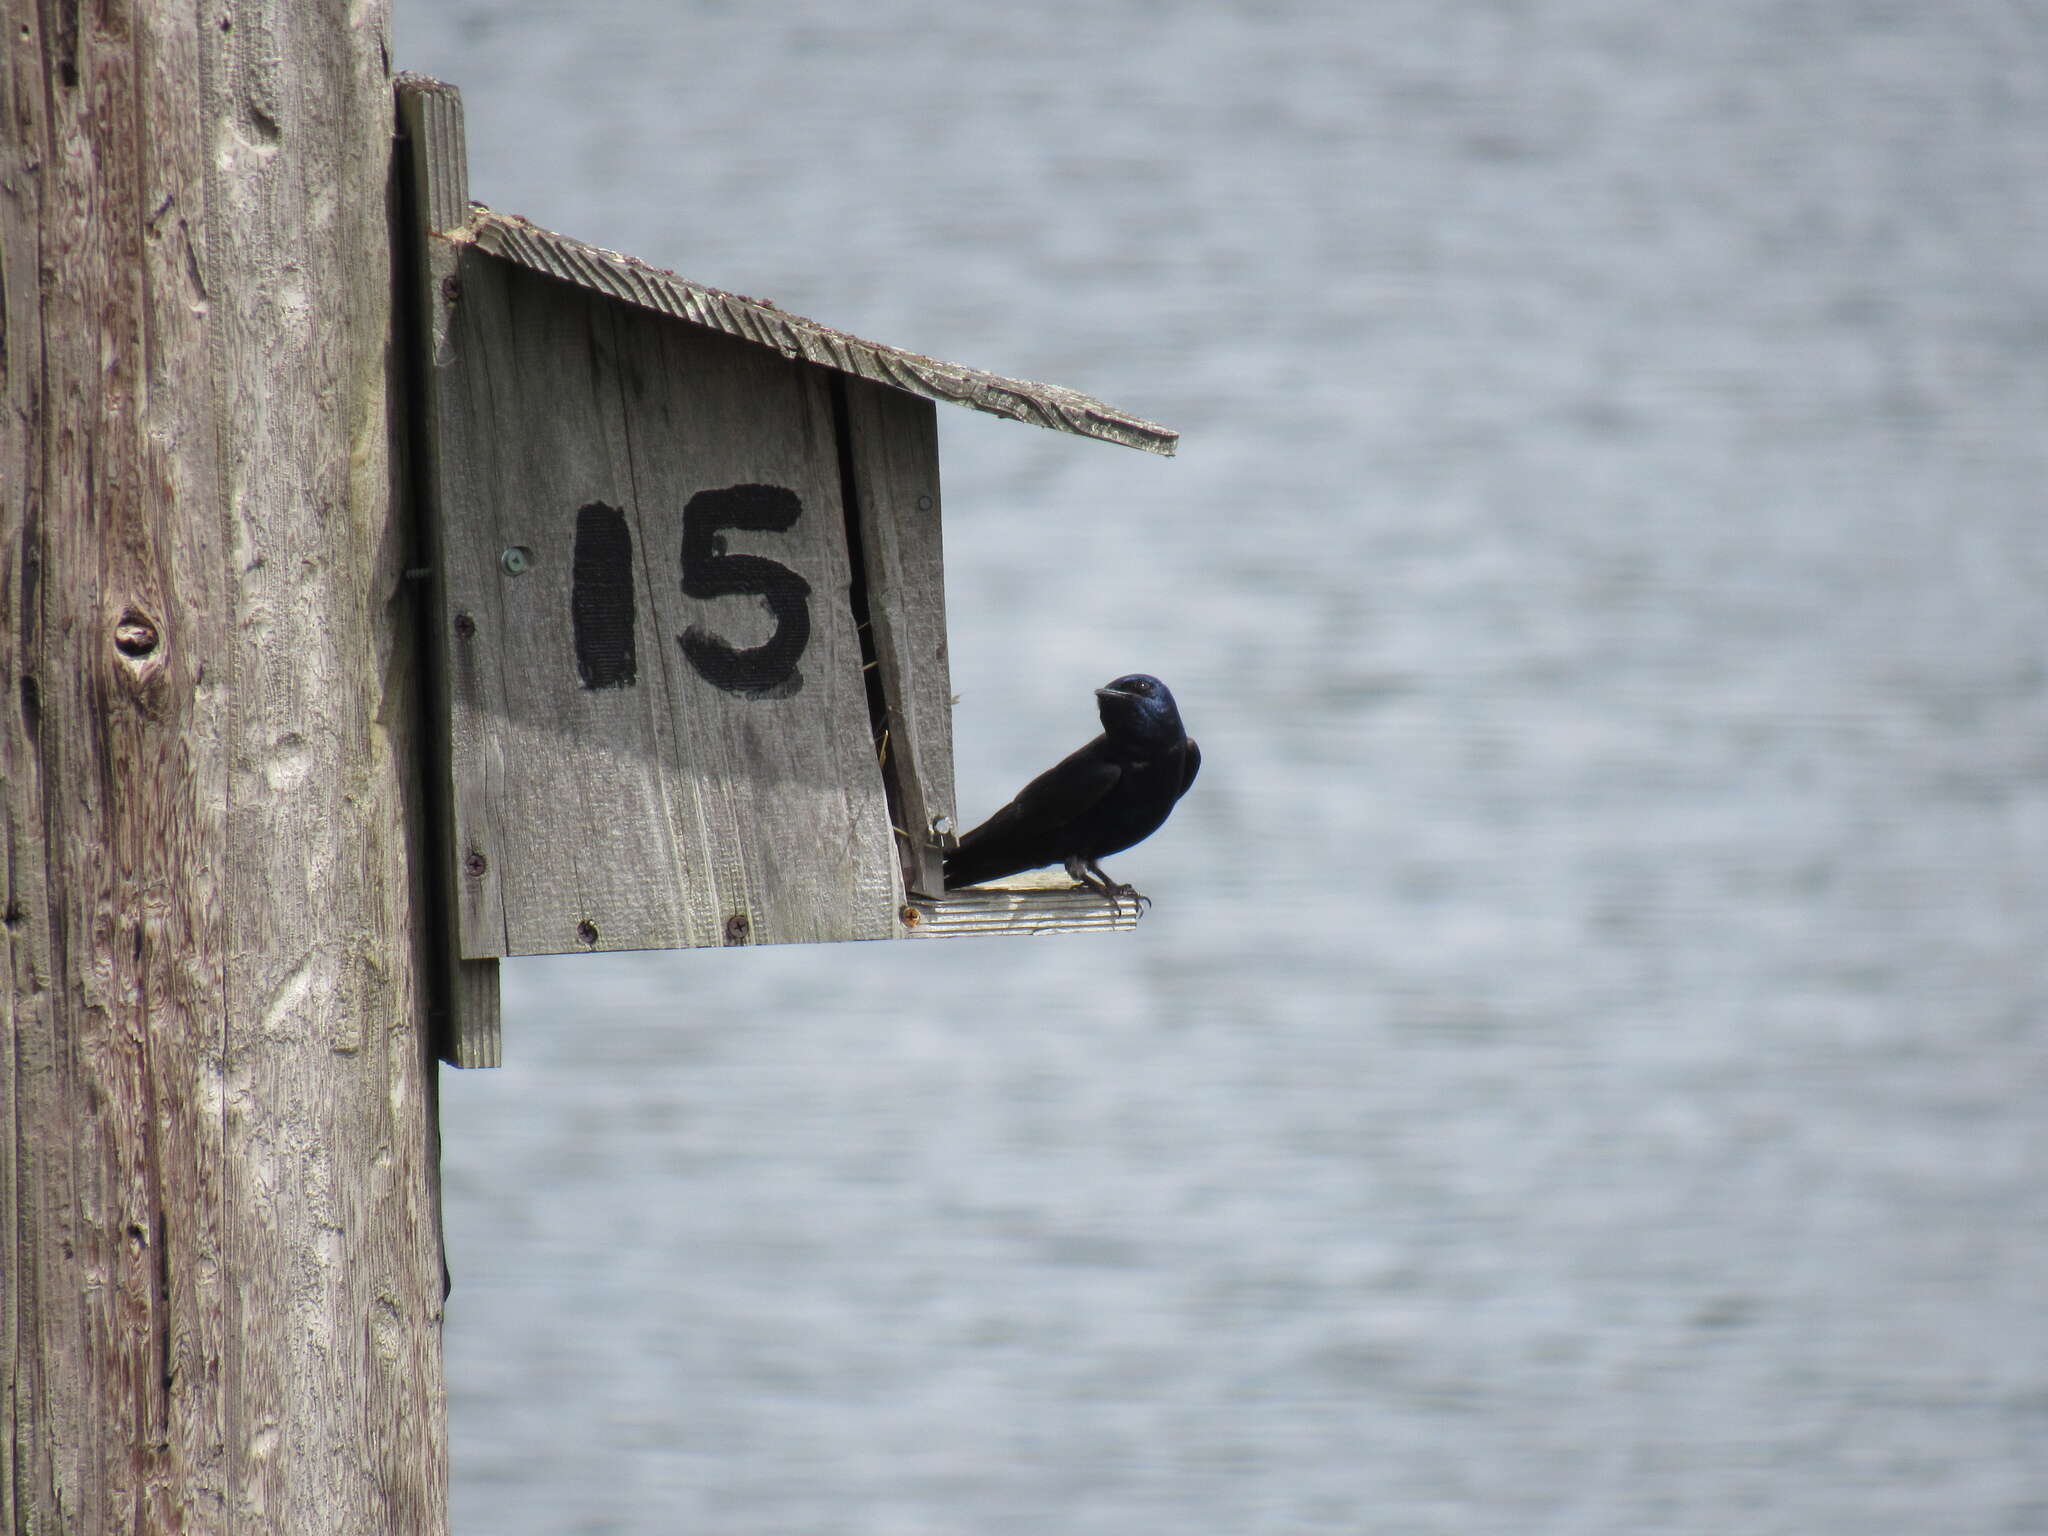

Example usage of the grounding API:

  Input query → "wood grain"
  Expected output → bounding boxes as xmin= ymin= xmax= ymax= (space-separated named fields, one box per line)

xmin=839 ymin=378 xmax=958 ymax=897
xmin=396 ymin=76 xmax=502 ymax=1068
xmin=905 ymin=871 xmax=1144 ymax=938
xmin=469 ymin=207 xmax=1179 ymax=457
xmin=4 ymin=7 xmax=446 ymax=1532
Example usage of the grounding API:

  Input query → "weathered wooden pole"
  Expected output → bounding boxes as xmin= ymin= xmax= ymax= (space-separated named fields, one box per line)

xmin=3 ymin=2 xmax=447 ymax=1532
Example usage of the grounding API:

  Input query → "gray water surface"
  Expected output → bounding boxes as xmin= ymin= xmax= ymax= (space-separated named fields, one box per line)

xmin=401 ymin=3 xmax=2048 ymax=1530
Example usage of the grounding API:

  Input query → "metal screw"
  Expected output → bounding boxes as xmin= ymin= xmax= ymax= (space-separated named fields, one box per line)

xmin=916 ymin=494 xmax=933 ymax=511
xmin=930 ymin=814 xmax=954 ymax=837
xmin=500 ymin=546 xmax=533 ymax=576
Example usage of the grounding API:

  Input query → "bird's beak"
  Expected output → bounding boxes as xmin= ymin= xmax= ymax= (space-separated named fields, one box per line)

xmin=1095 ymin=685 xmax=1138 ymax=702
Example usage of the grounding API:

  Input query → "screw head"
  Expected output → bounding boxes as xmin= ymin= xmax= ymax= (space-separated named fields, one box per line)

xmin=500 ymin=546 xmax=533 ymax=576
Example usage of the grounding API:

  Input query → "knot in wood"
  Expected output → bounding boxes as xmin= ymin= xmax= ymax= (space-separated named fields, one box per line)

xmin=113 ymin=610 xmax=160 ymax=659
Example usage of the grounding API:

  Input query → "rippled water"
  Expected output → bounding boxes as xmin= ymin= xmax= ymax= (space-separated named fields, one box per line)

xmin=400 ymin=2 xmax=2048 ymax=1530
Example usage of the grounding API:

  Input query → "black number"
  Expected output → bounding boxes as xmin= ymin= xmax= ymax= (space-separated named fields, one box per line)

xmin=571 ymin=502 xmax=637 ymax=690
xmin=677 ymin=484 xmax=812 ymax=696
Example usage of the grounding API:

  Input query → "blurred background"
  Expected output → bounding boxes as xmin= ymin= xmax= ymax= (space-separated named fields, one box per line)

xmin=398 ymin=2 xmax=2048 ymax=1531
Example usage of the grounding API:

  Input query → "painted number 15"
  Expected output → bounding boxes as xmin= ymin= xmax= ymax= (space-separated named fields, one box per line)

xmin=570 ymin=484 xmax=813 ymax=697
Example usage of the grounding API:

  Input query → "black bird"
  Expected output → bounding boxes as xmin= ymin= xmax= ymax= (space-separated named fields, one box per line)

xmin=943 ymin=674 xmax=1200 ymax=909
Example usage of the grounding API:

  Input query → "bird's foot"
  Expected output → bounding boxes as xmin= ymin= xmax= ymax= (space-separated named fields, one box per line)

xmin=1066 ymin=857 xmax=1147 ymax=917
xmin=1066 ymin=875 xmax=1117 ymax=911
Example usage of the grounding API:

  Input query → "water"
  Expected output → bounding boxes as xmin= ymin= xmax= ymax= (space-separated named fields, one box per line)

xmin=398 ymin=3 xmax=2048 ymax=1530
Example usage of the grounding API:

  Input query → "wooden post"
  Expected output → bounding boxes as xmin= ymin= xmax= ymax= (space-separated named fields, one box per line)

xmin=3 ymin=3 xmax=447 ymax=1532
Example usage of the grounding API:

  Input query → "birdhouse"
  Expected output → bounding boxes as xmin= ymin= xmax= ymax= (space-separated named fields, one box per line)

xmin=395 ymin=79 xmax=1178 ymax=1065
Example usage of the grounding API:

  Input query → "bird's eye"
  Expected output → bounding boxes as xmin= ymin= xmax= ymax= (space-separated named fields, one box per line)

xmin=1133 ymin=680 xmax=1151 ymax=693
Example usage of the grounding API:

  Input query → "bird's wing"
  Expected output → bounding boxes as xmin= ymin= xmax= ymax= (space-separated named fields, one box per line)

xmin=1177 ymin=738 xmax=1201 ymax=799
xmin=945 ymin=739 xmax=1123 ymax=887
xmin=972 ymin=741 xmax=1123 ymax=846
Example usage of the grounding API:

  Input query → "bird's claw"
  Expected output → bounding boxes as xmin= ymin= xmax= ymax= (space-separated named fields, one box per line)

xmin=1071 ymin=874 xmax=1148 ymax=917
xmin=1106 ymin=882 xmax=1149 ymax=917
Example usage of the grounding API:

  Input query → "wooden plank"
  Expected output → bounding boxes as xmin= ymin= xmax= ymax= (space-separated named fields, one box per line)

xmin=395 ymin=74 xmax=471 ymax=239
xmin=429 ymin=254 xmax=900 ymax=955
xmin=433 ymin=254 xmax=695 ymax=954
xmin=396 ymin=76 xmax=503 ymax=1066
xmin=469 ymin=207 xmax=1179 ymax=457
xmin=446 ymin=958 xmax=502 ymax=1069
xmin=905 ymin=871 xmax=1144 ymax=938
xmin=620 ymin=295 xmax=904 ymax=948
xmin=839 ymin=379 xmax=957 ymax=896
xmin=5 ymin=10 xmax=447 ymax=1535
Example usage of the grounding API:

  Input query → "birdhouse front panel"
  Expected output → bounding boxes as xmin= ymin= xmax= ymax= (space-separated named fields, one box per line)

xmin=431 ymin=251 xmax=902 ymax=955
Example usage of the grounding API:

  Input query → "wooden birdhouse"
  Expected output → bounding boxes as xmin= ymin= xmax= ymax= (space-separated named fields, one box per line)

xmin=395 ymin=79 xmax=1178 ymax=1065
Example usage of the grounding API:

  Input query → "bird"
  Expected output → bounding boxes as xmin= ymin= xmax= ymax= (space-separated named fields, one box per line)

xmin=943 ymin=674 xmax=1200 ymax=911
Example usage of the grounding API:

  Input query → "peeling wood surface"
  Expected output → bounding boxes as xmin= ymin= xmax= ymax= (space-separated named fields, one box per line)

xmin=469 ymin=209 xmax=1179 ymax=454
xmin=5 ymin=10 xmax=446 ymax=1533
xmin=907 ymin=872 xmax=1144 ymax=938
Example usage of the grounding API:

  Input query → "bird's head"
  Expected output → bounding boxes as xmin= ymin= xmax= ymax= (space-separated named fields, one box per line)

xmin=1095 ymin=673 xmax=1185 ymax=746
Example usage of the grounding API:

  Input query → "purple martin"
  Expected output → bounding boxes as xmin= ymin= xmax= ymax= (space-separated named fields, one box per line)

xmin=943 ymin=674 xmax=1200 ymax=910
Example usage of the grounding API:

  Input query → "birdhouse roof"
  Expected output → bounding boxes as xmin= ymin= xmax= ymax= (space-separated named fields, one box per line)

xmin=451 ymin=204 xmax=1177 ymax=458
